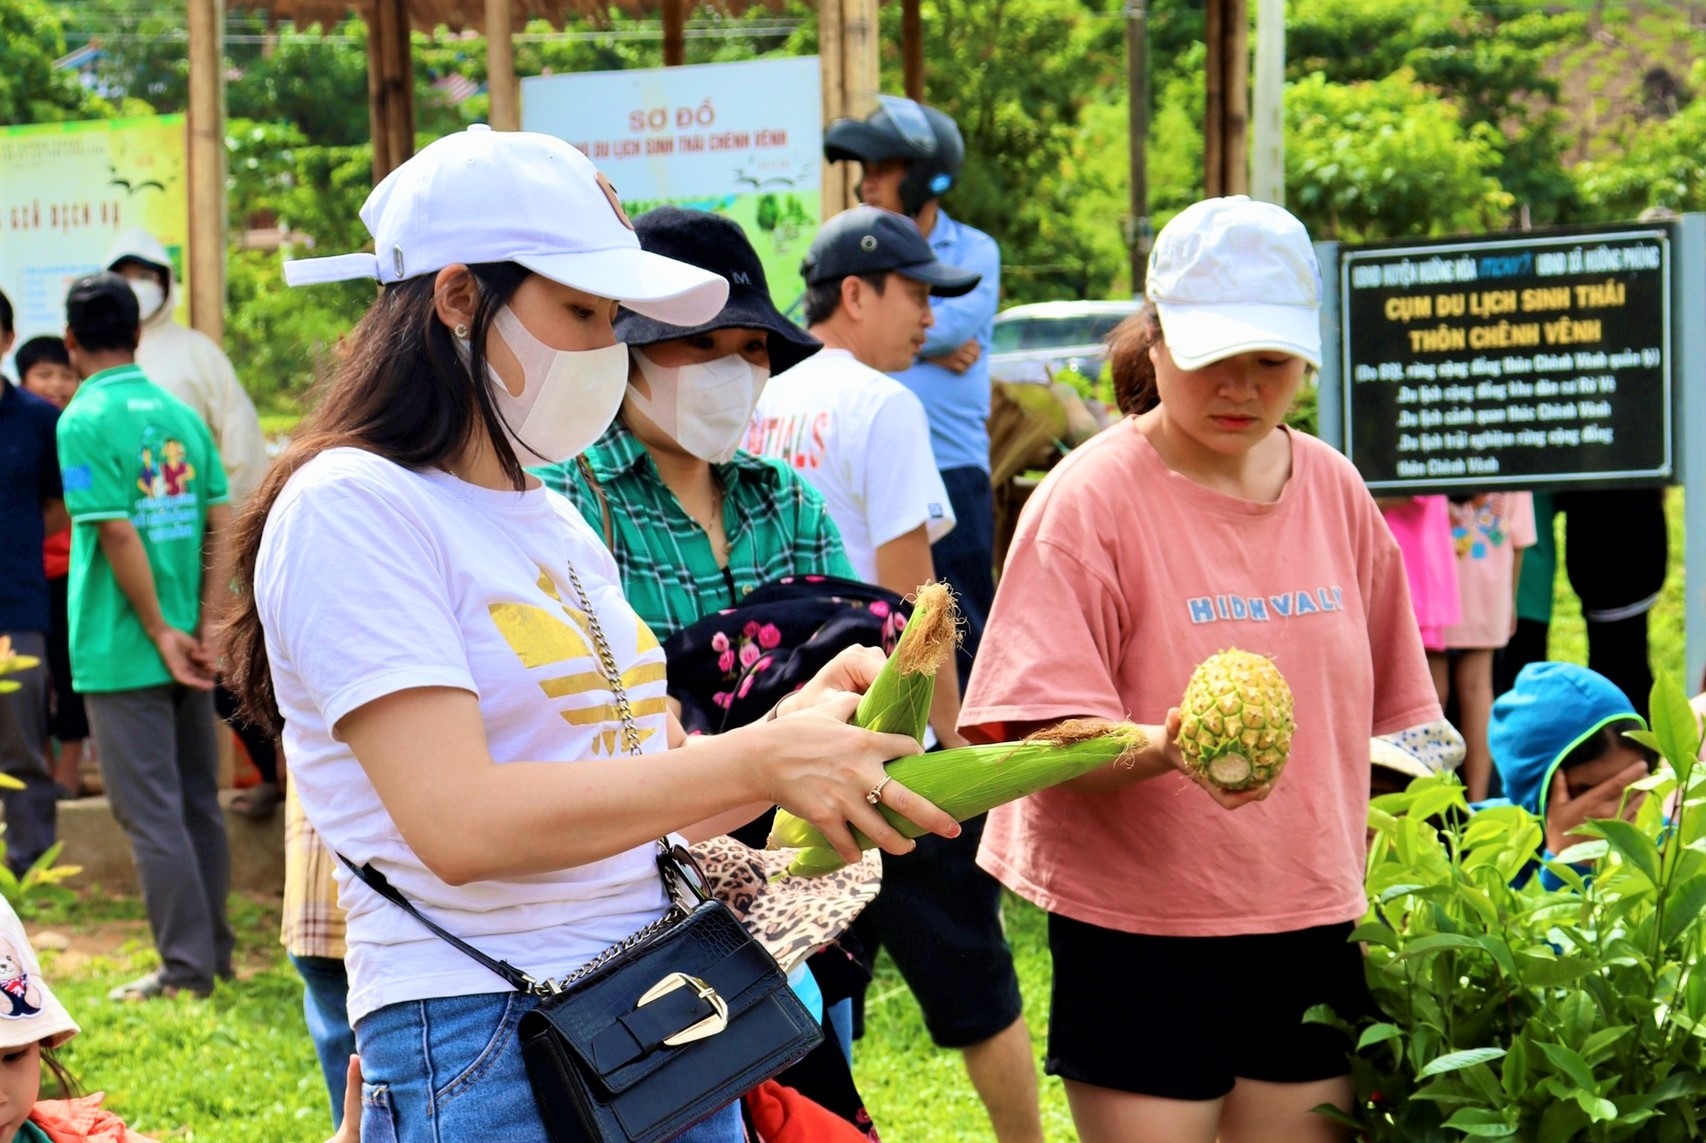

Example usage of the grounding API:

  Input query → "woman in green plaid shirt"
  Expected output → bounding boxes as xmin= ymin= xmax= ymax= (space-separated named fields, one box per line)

xmin=534 ymin=207 xmax=855 ymax=639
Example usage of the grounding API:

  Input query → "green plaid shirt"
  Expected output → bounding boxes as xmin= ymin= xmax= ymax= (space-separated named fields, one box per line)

xmin=533 ymin=419 xmax=856 ymax=639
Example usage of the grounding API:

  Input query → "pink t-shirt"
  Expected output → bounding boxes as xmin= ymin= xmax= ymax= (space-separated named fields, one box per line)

xmin=1441 ymin=492 xmax=1536 ymax=650
xmin=961 ymin=421 xmax=1441 ymax=937
xmin=1379 ymin=496 xmax=1459 ymax=651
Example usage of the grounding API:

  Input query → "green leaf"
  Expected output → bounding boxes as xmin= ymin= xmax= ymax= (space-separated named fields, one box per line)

xmin=1399 ymin=932 xmax=1485 ymax=958
xmin=1662 ymin=874 xmax=1706 ymax=946
xmin=1420 ymin=1047 xmax=1507 ymax=1079
xmin=1575 ymin=1090 xmax=1619 ymax=1122
xmin=1538 ymin=1041 xmax=1599 ymax=1093
xmin=1581 ymin=818 xmax=1662 ymax=885
xmin=1625 ymin=729 xmax=1665 ymax=756
xmin=1580 ymin=1024 xmax=1634 ymax=1063
xmin=1348 ymin=921 xmax=1398 ymax=949
xmin=1651 ymin=674 xmax=1703 ymax=769
xmin=1502 ymin=1034 xmax=1528 ymax=1099
xmin=1553 ymin=840 xmax=1609 ymax=865
xmin=1537 ymin=1099 xmax=1590 ymax=1143
xmin=1301 ymin=1003 xmax=1351 ymax=1033
xmin=1442 ymin=1108 xmax=1517 ymax=1136
xmin=1356 ymin=1023 xmax=1403 ymax=1052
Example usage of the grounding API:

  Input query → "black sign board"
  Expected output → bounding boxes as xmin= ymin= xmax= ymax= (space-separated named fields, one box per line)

xmin=1340 ymin=226 xmax=1672 ymax=493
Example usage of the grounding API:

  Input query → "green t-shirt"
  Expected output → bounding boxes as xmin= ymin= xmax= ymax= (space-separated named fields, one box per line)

xmin=1515 ymin=490 xmax=1557 ymax=623
xmin=17 ymin=1118 xmax=51 ymax=1143
xmin=56 ymin=363 xmax=229 ymax=693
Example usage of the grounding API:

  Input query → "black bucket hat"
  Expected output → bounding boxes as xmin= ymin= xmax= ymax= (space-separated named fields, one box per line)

xmin=614 ymin=206 xmax=823 ymax=377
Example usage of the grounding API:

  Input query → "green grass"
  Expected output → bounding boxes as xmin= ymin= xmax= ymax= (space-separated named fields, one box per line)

xmin=29 ymin=893 xmax=328 ymax=1141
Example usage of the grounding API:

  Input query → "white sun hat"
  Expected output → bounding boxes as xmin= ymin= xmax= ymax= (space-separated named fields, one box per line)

xmin=282 ymin=125 xmax=729 ymax=327
xmin=0 ymin=897 xmax=77 ymax=1051
xmin=1145 ymin=195 xmax=1324 ymax=371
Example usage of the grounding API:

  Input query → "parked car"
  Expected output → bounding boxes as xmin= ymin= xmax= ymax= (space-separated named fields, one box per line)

xmin=988 ymin=299 xmax=1141 ymax=385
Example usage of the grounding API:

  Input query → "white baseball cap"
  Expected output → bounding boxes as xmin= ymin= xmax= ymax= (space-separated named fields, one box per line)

xmin=283 ymin=125 xmax=729 ymax=327
xmin=0 ymin=897 xmax=77 ymax=1051
xmin=1146 ymin=196 xmax=1323 ymax=371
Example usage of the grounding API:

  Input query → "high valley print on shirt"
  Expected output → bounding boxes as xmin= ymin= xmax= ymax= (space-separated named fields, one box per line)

xmin=489 ymin=568 xmax=668 ymax=756
xmin=1187 ymin=586 xmax=1348 ymax=625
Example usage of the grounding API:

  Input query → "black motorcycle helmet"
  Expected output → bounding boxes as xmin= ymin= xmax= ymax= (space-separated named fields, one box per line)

xmin=823 ymin=95 xmax=965 ymax=217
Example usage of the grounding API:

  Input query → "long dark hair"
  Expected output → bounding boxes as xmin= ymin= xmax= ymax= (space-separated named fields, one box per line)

xmin=1106 ymin=301 xmax=1162 ymax=415
xmin=222 ymin=262 xmax=531 ymax=734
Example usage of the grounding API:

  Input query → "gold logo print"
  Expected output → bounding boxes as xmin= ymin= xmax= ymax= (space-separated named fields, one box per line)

xmin=488 ymin=570 xmax=665 ymax=756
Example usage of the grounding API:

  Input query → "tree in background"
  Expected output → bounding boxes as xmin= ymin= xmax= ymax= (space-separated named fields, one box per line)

xmin=9 ymin=0 xmax=1706 ymax=410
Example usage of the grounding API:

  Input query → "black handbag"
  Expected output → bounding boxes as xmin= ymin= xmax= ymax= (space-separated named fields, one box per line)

xmin=342 ymin=557 xmax=822 ymax=1143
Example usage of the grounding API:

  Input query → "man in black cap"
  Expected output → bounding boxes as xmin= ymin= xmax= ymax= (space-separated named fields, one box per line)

xmin=55 ymin=272 xmax=233 ymax=1001
xmin=824 ymin=97 xmax=1003 ymax=689
xmin=750 ymin=206 xmax=1043 ymax=1143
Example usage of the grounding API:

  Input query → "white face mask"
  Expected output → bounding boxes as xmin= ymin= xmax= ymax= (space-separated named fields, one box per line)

xmin=129 ymin=278 xmax=166 ymax=320
xmin=627 ymin=349 xmax=770 ymax=464
xmin=480 ymin=305 xmax=630 ymax=466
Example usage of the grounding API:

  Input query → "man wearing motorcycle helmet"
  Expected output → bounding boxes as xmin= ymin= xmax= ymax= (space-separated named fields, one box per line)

xmin=824 ymin=99 xmax=1034 ymax=1143
xmin=823 ymin=97 xmax=1002 ymax=679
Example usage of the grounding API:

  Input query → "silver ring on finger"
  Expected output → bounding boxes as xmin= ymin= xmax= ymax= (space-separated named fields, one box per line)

xmin=865 ymin=774 xmax=893 ymax=806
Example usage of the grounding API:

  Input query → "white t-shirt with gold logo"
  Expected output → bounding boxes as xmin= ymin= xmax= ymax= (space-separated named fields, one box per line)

xmin=257 ymin=447 xmax=672 ymax=1023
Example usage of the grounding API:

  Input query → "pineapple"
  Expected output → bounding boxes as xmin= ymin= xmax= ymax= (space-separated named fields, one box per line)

xmin=1175 ymin=648 xmax=1294 ymax=791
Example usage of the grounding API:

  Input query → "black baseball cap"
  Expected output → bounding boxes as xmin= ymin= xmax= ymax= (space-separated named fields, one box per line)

xmin=802 ymin=206 xmax=981 ymax=297
xmin=614 ymin=206 xmax=822 ymax=377
xmin=65 ymin=272 xmax=141 ymax=332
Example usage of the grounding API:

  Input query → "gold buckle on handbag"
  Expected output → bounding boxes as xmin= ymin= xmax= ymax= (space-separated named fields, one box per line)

xmin=637 ymin=973 xmax=729 ymax=1046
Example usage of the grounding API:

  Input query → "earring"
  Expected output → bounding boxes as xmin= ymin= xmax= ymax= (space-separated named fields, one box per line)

xmin=454 ymin=322 xmax=470 ymax=339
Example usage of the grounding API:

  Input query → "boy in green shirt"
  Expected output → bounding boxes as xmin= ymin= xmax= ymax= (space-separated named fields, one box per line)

xmin=56 ymin=272 xmax=233 ymax=1001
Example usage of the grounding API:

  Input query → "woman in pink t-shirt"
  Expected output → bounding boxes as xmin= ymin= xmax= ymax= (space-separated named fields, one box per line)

xmin=961 ymin=199 xmax=1443 ymax=1143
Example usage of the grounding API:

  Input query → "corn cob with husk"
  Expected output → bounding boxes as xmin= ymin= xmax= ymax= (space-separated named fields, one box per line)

xmin=853 ymin=580 xmax=959 ymax=741
xmin=771 ymin=720 xmax=1151 ymax=876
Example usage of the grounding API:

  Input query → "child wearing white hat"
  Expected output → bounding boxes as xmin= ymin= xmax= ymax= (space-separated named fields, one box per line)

xmin=0 ymin=897 xmax=158 ymax=1142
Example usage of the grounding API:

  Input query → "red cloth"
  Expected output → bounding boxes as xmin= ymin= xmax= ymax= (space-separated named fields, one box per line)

xmin=29 ymin=1094 xmax=156 ymax=1143
xmin=43 ymin=528 xmax=70 ymax=581
xmin=744 ymin=1080 xmax=872 ymax=1143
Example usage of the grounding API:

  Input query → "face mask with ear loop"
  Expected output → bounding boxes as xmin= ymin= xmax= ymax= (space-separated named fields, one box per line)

xmin=626 ymin=349 xmax=770 ymax=464
xmin=129 ymin=278 xmax=166 ymax=321
xmin=462 ymin=304 xmax=631 ymax=467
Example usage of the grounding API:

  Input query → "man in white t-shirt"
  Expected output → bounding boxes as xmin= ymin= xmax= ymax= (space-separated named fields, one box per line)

xmin=749 ymin=208 xmax=1041 ymax=1143
xmin=748 ymin=206 xmax=969 ymax=589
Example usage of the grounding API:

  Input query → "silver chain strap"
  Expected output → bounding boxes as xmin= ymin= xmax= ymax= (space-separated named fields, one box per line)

xmin=527 ymin=559 xmax=684 ymax=997
xmin=562 ymin=558 xmax=645 ymax=759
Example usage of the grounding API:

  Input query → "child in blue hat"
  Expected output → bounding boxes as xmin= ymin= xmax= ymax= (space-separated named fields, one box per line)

xmin=1487 ymin=662 xmax=1655 ymax=885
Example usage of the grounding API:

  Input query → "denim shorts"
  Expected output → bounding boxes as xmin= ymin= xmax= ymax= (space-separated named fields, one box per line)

xmin=356 ymin=990 xmax=743 ymax=1143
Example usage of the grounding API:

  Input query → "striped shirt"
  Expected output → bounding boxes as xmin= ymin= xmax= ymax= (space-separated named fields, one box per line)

xmin=533 ymin=418 xmax=856 ymax=638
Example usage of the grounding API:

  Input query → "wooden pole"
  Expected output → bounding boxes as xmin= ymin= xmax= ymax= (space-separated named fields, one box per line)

xmin=843 ymin=0 xmax=879 ymax=119
xmin=1225 ymin=0 xmax=1249 ymax=196
xmin=662 ymin=0 xmax=686 ymax=67
xmin=369 ymin=0 xmax=415 ymax=183
xmin=1204 ymin=0 xmax=1224 ymax=197
xmin=819 ymin=0 xmax=847 ymax=219
xmin=1249 ymin=0 xmax=1284 ymax=203
xmin=1126 ymin=0 xmax=1149 ymax=292
xmin=366 ymin=12 xmax=391 ymax=181
xmin=186 ymin=0 xmax=225 ymax=342
xmin=1204 ymin=0 xmax=1249 ymax=197
xmin=485 ymin=0 xmax=518 ymax=129
xmin=902 ymin=0 xmax=924 ymax=102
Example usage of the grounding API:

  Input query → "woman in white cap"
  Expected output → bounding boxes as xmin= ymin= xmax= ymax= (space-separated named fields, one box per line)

xmin=221 ymin=126 xmax=954 ymax=1143
xmin=960 ymin=197 xmax=1448 ymax=1141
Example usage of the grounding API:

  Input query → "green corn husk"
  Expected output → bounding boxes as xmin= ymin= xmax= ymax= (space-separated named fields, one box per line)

xmin=853 ymin=581 xmax=959 ymax=742
xmin=769 ymin=720 xmax=1150 ymax=876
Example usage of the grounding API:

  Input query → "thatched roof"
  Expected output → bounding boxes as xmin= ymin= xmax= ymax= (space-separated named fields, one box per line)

xmin=228 ymin=1 xmax=796 ymax=33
